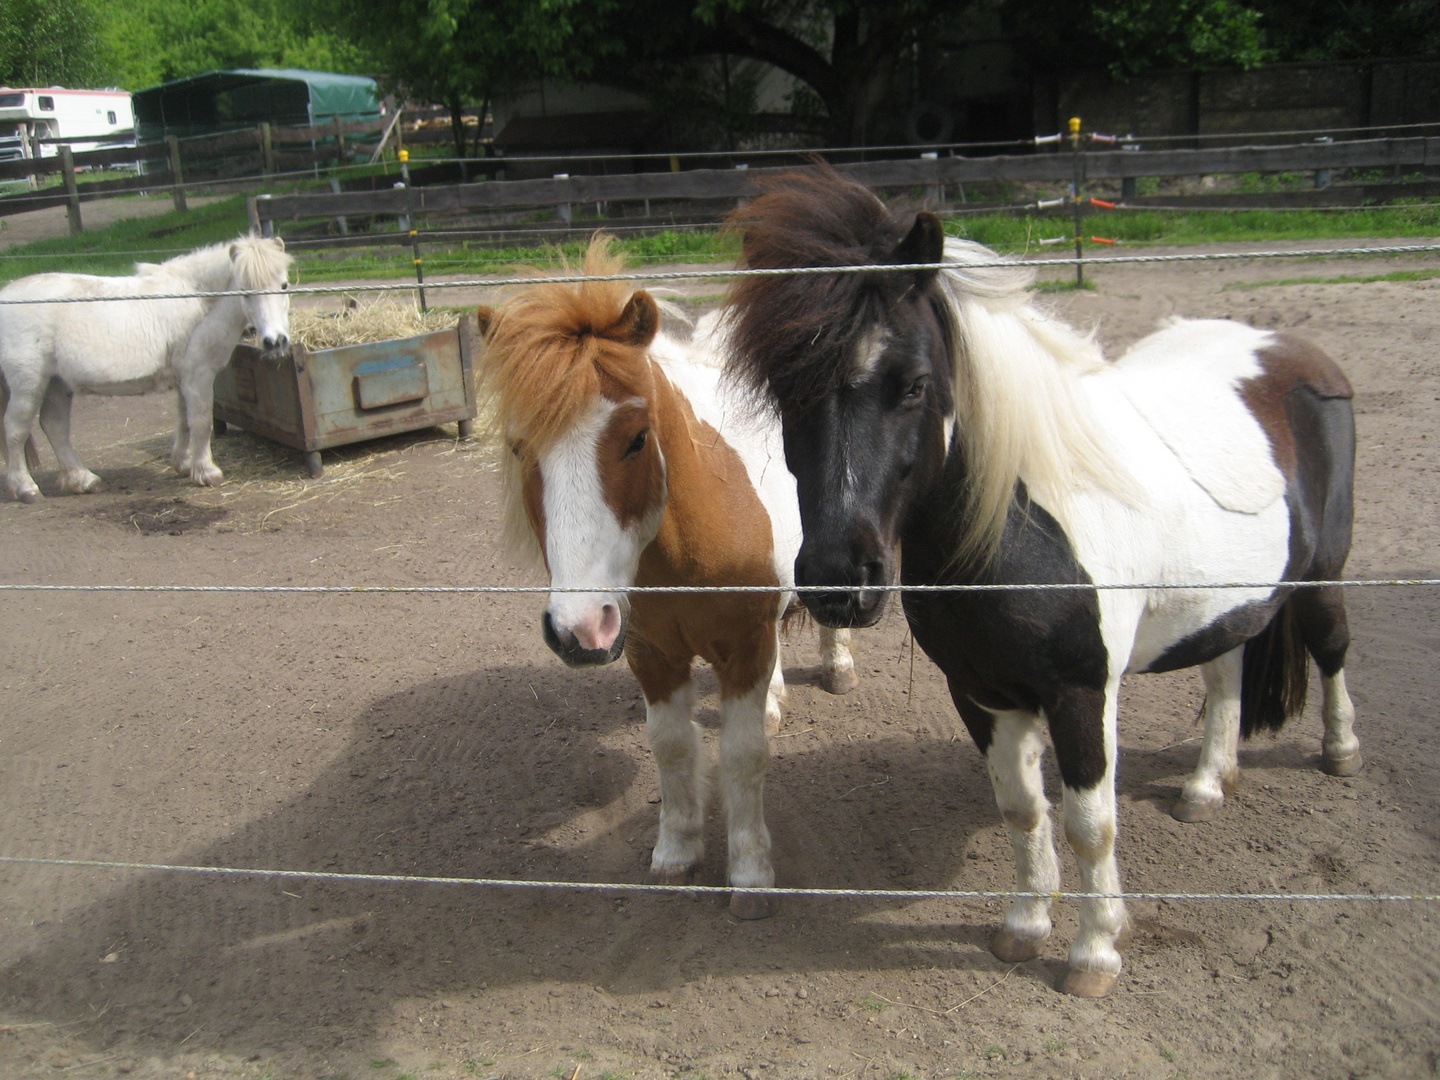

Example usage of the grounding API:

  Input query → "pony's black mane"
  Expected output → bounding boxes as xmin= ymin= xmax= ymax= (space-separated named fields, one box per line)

xmin=724 ymin=167 xmax=942 ymax=410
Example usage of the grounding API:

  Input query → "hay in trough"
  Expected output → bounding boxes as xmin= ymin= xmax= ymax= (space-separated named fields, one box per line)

xmin=287 ymin=298 xmax=460 ymax=351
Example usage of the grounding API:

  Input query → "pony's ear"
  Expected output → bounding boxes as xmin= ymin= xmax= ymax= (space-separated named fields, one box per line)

xmin=608 ymin=290 xmax=659 ymax=348
xmin=891 ymin=211 xmax=945 ymax=283
xmin=475 ymin=305 xmax=497 ymax=338
xmin=228 ymin=243 xmax=238 ymax=261
xmin=272 ymin=236 xmax=285 ymax=251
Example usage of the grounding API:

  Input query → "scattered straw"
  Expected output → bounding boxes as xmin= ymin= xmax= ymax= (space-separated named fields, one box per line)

xmin=286 ymin=297 xmax=460 ymax=351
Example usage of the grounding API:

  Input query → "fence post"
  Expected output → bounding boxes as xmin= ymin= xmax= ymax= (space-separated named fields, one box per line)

xmin=1070 ymin=116 xmax=1085 ymax=287
xmin=329 ymin=177 xmax=349 ymax=235
xmin=259 ymin=123 xmax=275 ymax=176
xmin=398 ymin=150 xmax=426 ymax=312
xmin=165 ymin=135 xmax=188 ymax=213
xmin=921 ymin=151 xmax=941 ymax=206
xmin=59 ymin=145 xmax=82 ymax=235
xmin=1314 ymin=136 xmax=1333 ymax=189
xmin=554 ymin=173 xmax=571 ymax=224
xmin=333 ymin=117 xmax=347 ymax=167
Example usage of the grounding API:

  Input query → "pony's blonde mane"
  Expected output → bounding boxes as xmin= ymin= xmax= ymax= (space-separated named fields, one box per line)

xmin=478 ymin=237 xmax=656 ymax=568
xmin=941 ymin=238 xmax=1131 ymax=565
xmin=139 ymin=236 xmax=292 ymax=290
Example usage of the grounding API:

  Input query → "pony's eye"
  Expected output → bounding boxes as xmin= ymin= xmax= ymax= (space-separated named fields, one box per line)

xmin=623 ymin=429 xmax=649 ymax=459
xmin=280 ymin=282 xmax=289 ymax=292
xmin=510 ymin=442 xmax=523 ymax=459
xmin=903 ymin=376 xmax=928 ymax=401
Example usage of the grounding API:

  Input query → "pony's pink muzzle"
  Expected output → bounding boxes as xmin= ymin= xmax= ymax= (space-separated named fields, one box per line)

xmin=542 ymin=601 xmax=626 ymax=667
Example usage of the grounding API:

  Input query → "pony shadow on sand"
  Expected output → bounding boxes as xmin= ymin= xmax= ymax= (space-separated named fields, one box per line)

xmin=0 ymin=658 xmax=1013 ymax=1064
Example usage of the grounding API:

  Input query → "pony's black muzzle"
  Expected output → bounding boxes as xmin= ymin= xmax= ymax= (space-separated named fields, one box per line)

xmin=794 ymin=546 xmax=891 ymax=628
xmin=542 ymin=609 xmax=626 ymax=668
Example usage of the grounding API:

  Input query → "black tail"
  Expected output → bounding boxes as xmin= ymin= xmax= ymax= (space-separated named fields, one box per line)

xmin=1240 ymin=597 xmax=1311 ymax=738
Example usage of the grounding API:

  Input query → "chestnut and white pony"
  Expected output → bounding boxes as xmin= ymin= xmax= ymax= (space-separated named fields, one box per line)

xmin=476 ymin=239 xmax=857 ymax=918
xmin=0 ymin=236 xmax=292 ymax=502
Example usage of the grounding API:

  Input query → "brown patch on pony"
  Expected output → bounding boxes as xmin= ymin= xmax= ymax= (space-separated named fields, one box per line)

xmin=723 ymin=166 xmax=941 ymax=410
xmin=1240 ymin=334 xmax=1353 ymax=480
xmin=476 ymin=236 xmax=660 ymax=457
xmin=596 ymin=392 xmax=665 ymax=530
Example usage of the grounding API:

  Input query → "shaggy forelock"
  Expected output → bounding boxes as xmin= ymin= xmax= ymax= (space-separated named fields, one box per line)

xmin=722 ymin=168 xmax=921 ymax=410
xmin=228 ymin=235 xmax=292 ymax=288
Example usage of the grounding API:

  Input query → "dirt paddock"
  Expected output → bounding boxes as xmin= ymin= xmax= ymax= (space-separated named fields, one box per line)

xmin=2 ymin=247 xmax=1438 ymax=1080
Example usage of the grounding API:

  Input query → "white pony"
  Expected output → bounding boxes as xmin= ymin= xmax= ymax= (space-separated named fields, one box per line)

xmin=0 ymin=236 xmax=292 ymax=503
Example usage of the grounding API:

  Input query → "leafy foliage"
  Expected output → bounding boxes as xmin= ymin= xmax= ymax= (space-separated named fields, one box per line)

xmin=0 ymin=0 xmax=106 ymax=86
xmin=100 ymin=0 xmax=367 ymax=89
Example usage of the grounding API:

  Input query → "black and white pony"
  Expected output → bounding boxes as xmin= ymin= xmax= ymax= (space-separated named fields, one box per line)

xmin=720 ymin=168 xmax=1360 ymax=997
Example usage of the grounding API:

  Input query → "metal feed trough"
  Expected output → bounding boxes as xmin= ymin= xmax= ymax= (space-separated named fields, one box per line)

xmin=214 ymin=314 xmax=480 ymax=477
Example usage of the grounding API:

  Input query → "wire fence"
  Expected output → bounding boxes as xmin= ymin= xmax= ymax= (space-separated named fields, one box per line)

xmin=2 ymin=228 xmax=1438 ymax=913
xmin=3 ymin=242 xmax=1439 ymax=305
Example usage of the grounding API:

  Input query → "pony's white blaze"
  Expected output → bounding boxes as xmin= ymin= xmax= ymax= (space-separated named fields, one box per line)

xmin=537 ymin=395 xmax=663 ymax=654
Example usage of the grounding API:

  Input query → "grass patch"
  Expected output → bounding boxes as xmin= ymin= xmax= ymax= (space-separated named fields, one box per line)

xmin=1226 ymin=267 xmax=1440 ymax=289
xmin=946 ymin=203 xmax=1440 ymax=250
xmin=1032 ymin=278 xmax=1096 ymax=292
xmin=4 ymin=186 xmax=1434 ymax=291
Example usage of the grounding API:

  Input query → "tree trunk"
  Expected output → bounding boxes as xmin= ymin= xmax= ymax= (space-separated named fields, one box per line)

xmin=448 ymin=96 xmax=467 ymax=160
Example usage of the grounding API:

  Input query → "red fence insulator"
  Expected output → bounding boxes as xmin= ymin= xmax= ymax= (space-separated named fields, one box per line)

xmin=1089 ymin=198 xmax=1117 ymax=210
xmin=1090 ymin=236 xmax=1117 ymax=245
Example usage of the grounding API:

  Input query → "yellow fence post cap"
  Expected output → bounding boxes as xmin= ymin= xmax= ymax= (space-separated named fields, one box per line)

xmin=399 ymin=149 xmax=409 ymax=163
xmin=1069 ymin=117 xmax=1082 ymax=134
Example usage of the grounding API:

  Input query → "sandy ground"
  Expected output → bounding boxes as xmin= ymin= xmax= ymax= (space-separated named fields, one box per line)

xmin=1 ymin=244 xmax=1439 ymax=1080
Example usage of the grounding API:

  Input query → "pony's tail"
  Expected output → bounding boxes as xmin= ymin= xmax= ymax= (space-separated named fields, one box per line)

xmin=1240 ymin=597 xmax=1310 ymax=738
xmin=0 ymin=374 xmax=41 ymax=470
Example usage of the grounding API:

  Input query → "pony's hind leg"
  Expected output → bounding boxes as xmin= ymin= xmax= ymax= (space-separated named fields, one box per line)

xmin=818 ymin=626 xmax=858 ymax=694
xmin=3 ymin=375 xmax=44 ymax=502
xmin=982 ymin=707 xmax=1061 ymax=964
xmin=1173 ymin=648 xmax=1244 ymax=822
xmin=38 ymin=379 xmax=101 ymax=495
xmin=1293 ymin=586 xmax=1360 ymax=775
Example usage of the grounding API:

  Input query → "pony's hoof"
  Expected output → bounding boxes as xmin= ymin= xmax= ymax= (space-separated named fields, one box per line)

xmin=644 ymin=866 xmax=694 ymax=887
xmin=820 ymin=666 xmax=859 ymax=695
xmin=1322 ymin=749 xmax=1363 ymax=777
xmin=991 ymin=927 xmax=1045 ymax=963
xmin=728 ymin=891 xmax=779 ymax=920
xmin=192 ymin=468 xmax=225 ymax=488
xmin=59 ymin=471 xmax=101 ymax=495
xmin=1059 ymin=967 xmax=1118 ymax=998
xmin=12 ymin=486 xmax=41 ymax=504
xmin=1171 ymin=792 xmax=1224 ymax=823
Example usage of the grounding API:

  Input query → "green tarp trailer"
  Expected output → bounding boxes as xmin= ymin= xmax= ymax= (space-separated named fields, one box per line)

xmin=133 ymin=69 xmax=381 ymax=141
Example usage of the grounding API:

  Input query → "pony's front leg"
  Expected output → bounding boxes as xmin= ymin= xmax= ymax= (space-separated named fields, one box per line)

xmin=1174 ymin=649 xmax=1243 ymax=822
xmin=169 ymin=387 xmax=192 ymax=475
xmin=1054 ymin=681 xmax=1126 ymax=998
xmin=630 ymin=642 xmax=708 ymax=885
xmin=718 ymin=675 xmax=776 ymax=919
xmin=818 ymin=626 xmax=858 ymax=694
xmin=175 ymin=370 xmax=224 ymax=486
xmin=984 ymin=708 xmax=1061 ymax=964
xmin=38 ymin=379 xmax=100 ymax=494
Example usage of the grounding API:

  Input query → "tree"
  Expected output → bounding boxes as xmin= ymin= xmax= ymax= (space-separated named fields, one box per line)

xmin=318 ymin=0 xmax=615 ymax=157
xmin=98 ymin=0 xmax=367 ymax=90
xmin=0 ymin=0 xmax=106 ymax=87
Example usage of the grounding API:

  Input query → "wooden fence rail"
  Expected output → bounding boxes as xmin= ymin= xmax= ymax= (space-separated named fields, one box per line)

xmin=248 ymin=136 xmax=1440 ymax=237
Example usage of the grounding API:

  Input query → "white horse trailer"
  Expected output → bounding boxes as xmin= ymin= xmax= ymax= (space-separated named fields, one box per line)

xmin=0 ymin=87 xmax=134 ymax=162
